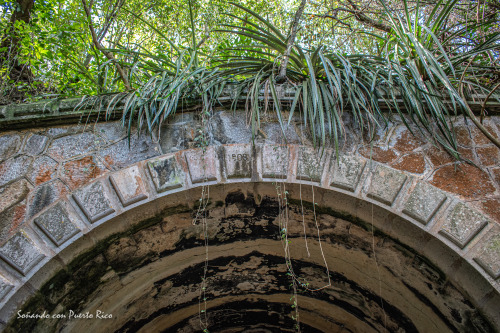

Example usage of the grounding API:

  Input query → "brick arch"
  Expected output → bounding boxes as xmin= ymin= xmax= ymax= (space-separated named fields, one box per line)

xmin=0 ymin=143 xmax=498 ymax=330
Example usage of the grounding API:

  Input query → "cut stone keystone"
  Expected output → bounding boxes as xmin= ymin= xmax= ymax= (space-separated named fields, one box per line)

xmin=403 ymin=182 xmax=447 ymax=224
xmin=34 ymin=203 xmax=80 ymax=246
xmin=439 ymin=203 xmax=488 ymax=249
xmin=262 ymin=145 xmax=289 ymax=179
xmin=0 ymin=278 xmax=13 ymax=302
xmin=147 ymin=156 xmax=184 ymax=192
xmin=297 ymin=147 xmax=327 ymax=182
xmin=473 ymin=230 xmax=500 ymax=279
xmin=73 ymin=181 xmax=115 ymax=222
xmin=110 ymin=166 xmax=148 ymax=206
xmin=367 ymin=165 xmax=407 ymax=205
xmin=330 ymin=154 xmax=365 ymax=191
xmin=224 ymin=145 xmax=252 ymax=179
xmin=0 ymin=231 xmax=45 ymax=276
xmin=185 ymin=148 xmax=218 ymax=184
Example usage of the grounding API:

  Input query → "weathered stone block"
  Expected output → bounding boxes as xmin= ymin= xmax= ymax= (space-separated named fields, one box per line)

xmin=440 ymin=203 xmax=488 ymax=248
xmin=0 ymin=231 xmax=44 ymax=276
xmin=210 ymin=111 xmax=252 ymax=144
xmin=47 ymin=132 xmax=98 ymax=161
xmin=330 ymin=155 xmax=365 ymax=191
xmin=27 ymin=180 xmax=68 ymax=219
xmin=262 ymin=145 xmax=289 ymax=179
xmin=0 ymin=134 xmax=21 ymax=162
xmin=27 ymin=155 xmax=58 ymax=185
xmin=224 ymin=145 xmax=252 ymax=179
xmin=0 ymin=155 xmax=32 ymax=187
xmin=297 ymin=147 xmax=327 ymax=182
xmin=0 ymin=179 xmax=30 ymax=213
xmin=110 ymin=166 xmax=148 ymax=206
xmin=185 ymin=147 xmax=218 ymax=183
xmin=367 ymin=165 xmax=407 ymax=205
xmin=147 ymin=156 xmax=184 ymax=192
xmin=403 ymin=182 xmax=447 ymax=224
xmin=474 ymin=231 xmax=500 ymax=279
xmin=34 ymin=203 xmax=80 ymax=246
xmin=98 ymin=134 xmax=160 ymax=170
xmin=0 ymin=278 xmax=13 ymax=302
xmin=73 ymin=181 xmax=115 ymax=222
xmin=61 ymin=155 xmax=108 ymax=189
xmin=22 ymin=134 xmax=48 ymax=156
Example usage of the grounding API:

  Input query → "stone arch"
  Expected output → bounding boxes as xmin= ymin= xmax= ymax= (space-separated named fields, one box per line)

xmin=0 ymin=143 xmax=498 ymax=331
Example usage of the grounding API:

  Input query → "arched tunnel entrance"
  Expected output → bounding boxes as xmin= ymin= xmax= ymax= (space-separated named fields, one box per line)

xmin=5 ymin=182 xmax=495 ymax=333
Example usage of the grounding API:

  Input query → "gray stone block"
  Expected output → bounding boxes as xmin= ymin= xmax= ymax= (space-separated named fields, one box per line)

xmin=147 ymin=156 xmax=184 ymax=192
xmin=297 ymin=147 xmax=327 ymax=182
xmin=73 ymin=181 xmax=115 ymax=222
xmin=330 ymin=155 xmax=365 ymax=191
xmin=0 ymin=278 xmax=13 ymax=302
xmin=403 ymin=182 xmax=447 ymax=224
xmin=34 ymin=203 xmax=80 ymax=246
xmin=474 ymin=231 xmax=500 ymax=279
xmin=22 ymin=134 xmax=48 ymax=156
xmin=262 ymin=145 xmax=288 ymax=179
xmin=0 ymin=134 xmax=21 ymax=162
xmin=0 ymin=155 xmax=32 ymax=187
xmin=98 ymin=134 xmax=160 ymax=170
xmin=109 ymin=166 xmax=148 ymax=206
xmin=46 ymin=132 xmax=97 ymax=161
xmin=185 ymin=148 xmax=218 ymax=184
xmin=0 ymin=232 xmax=44 ymax=276
xmin=367 ymin=165 xmax=407 ymax=205
xmin=224 ymin=145 xmax=252 ymax=179
xmin=440 ymin=203 xmax=488 ymax=249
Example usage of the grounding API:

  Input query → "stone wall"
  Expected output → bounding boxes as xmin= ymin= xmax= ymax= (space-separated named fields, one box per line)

xmin=0 ymin=107 xmax=499 ymax=330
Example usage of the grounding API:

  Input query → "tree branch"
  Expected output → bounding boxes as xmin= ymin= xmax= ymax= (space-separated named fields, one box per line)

xmin=81 ymin=0 xmax=131 ymax=90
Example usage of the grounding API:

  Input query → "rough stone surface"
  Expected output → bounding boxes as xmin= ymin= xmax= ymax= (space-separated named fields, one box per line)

xmin=0 ymin=231 xmax=44 ymax=275
xmin=27 ymin=180 xmax=69 ymax=219
xmin=474 ymin=230 xmax=500 ymax=279
xmin=480 ymin=198 xmax=500 ymax=223
xmin=476 ymin=146 xmax=500 ymax=167
xmin=0 ymin=179 xmax=30 ymax=213
xmin=46 ymin=132 xmax=98 ymax=161
xmin=403 ymin=182 xmax=447 ymax=224
xmin=160 ymin=124 xmax=195 ymax=153
xmin=262 ymin=145 xmax=288 ymax=179
xmin=224 ymin=145 xmax=252 ymax=179
xmin=73 ymin=181 xmax=115 ymax=222
xmin=22 ymin=134 xmax=48 ymax=156
xmin=46 ymin=125 xmax=85 ymax=138
xmin=0 ymin=134 xmax=21 ymax=162
xmin=0 ymin=278 xmax=13 ymax=302
xmin=110 ymin=166 xmax=148 ymax=206
xmin=185 ymin=147 xmax=218 ymax=183
xmin=210 ymin=111 xmax=252 ymax=144
xmin=440 ymin=203 xmax=488 ymax=248
xmin=94 ymin=122 xmax=127 ymax=143
xmin=27 ymin=155 xmax=58 ymax=185
xmin=0 ymin=201 xmax=26 ymax=243
xmin=148 ymin=156 xmax=185 ymax=192
xmin=367 ymin=165 xmax=407 ymax=205
xmin=392 ymin=153 xmax=426 ymax=174
xmin=330 ymin=154 xmax=365 ymax=191
xmin=470 ymin=124 xmax=499 ymax=145
xmin=34 ymin=203 xmax=80 ymax=246
xmin=389 ymin=127 xmax=425 ymax=153
xmin=430 ymin=164 xmax=496 ymax=199
xmin=61 ymin=155 xmax=108 ymax=189
xmin=297 ymin=147 xmax=327 ymax=182
xmin=260 ymin=122 xmax=300 ymax=144
xmin=0 ymin=155 xmax=32 ymax=187
xmin=359 ymin=146 xmax=399 ymax=164
xmin=99 ymin=134 xmax=160 ymax=170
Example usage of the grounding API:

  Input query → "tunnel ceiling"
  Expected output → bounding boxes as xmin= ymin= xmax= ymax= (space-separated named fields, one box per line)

xmin=5 ymin=185 xmax=494 ymax=333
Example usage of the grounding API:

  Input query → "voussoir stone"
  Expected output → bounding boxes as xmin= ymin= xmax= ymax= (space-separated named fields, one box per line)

xmin=0 ymin=277 xmax=13 ymax=302
xmin=330 ymin=154 xmax=366 ymax=191
xmin=0 ymin=231 xmax=44 ymax=276
xmin=403 ymin=182 xmax=447 ymax=224
xmin=439 ymin=203 xmax=488 ymax=248
xmin=367 ymin=165 xmax=407 ymax=205
xmin=262 ymin=145 xmax=289 ymax=179
xmin=34 ymin=203 xmax=80 ymax=246
xmin=297 ymin=147 xmax=327 ymax=182
xmin=147 ymin=156 xmax=185 ymax=192
xmin=73 ymin=181 xmax=115 ymax=222
xmin=224 ymin=145 xmax=252 ymax=179
xmin=110 ymin=166 xmax=148 ymax=206
xmin=185 ymin=147 xmax=218 ymax=184
xmin=474 ymin=229 xmax=500 ymax=279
